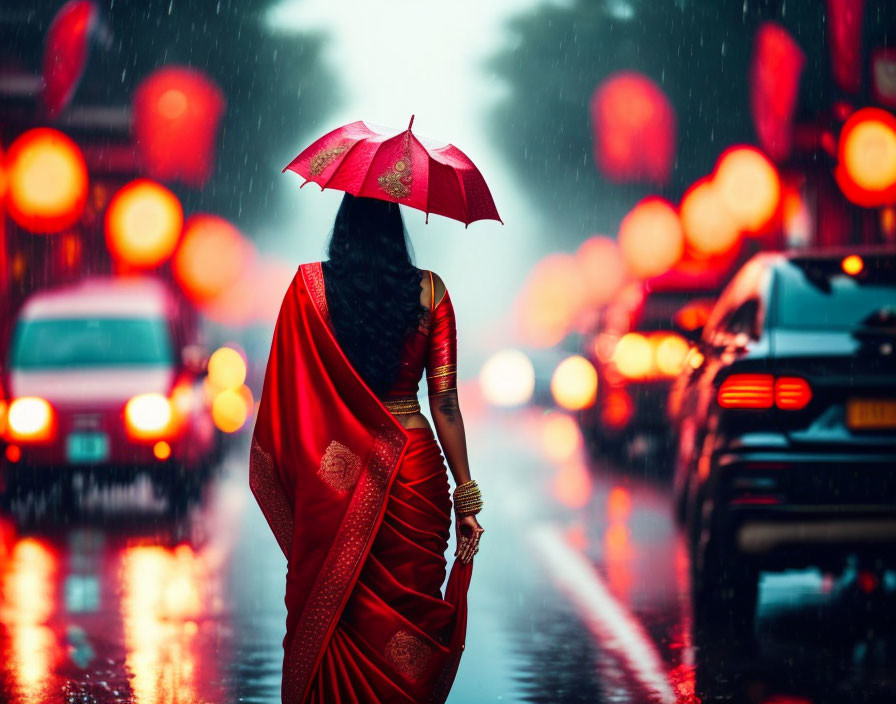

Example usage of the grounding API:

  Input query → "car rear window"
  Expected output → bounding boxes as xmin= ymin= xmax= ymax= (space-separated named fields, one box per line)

xmin=10 ymin=317 xmax=174 ymax=369
xmin=776 ymin=260 xmax=896 ymax=330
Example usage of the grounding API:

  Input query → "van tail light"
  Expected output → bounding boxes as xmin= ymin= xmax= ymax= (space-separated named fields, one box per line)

xmin=718 ymin=374 xmax=774 ymax=408
xmin=774 ymin=377 xmax=812 ymax=410
xmin=718 ymin=374 xmax=812 ymax=410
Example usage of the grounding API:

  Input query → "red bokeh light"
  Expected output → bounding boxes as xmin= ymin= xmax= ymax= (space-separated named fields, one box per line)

xmin=618 ymin=197 xmax=683 ymax=279
xmin=590 ymin=71 xmax=676 ymax=186
xmin=826 ymin=0 xmax=865 ymax=95
xmin=134 ymin=66 xmax=226 ymax=188
xmin=749 ymin=22 xmax=805 ymax=162
xmin=5 ymin=128 xmax=88 ymax=234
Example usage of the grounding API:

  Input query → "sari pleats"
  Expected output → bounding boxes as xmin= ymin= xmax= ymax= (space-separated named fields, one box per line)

xmin=305 ymin=426 xmax=469 ymax=703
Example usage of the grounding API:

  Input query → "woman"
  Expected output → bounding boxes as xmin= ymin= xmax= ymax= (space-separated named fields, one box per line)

xmin=249 ymin=193 xmax=483 ymax=703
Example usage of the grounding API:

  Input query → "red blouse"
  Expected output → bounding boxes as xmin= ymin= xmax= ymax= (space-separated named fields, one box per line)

xmin=380 ymin=284 xmax=457 ymax=400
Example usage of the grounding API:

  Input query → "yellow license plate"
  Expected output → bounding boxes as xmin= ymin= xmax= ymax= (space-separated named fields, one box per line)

xmin=846 ymin=399 xmax=896 ymax=430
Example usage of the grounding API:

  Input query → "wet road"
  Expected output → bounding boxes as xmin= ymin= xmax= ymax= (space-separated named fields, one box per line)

xmin=1 ymin=406 xmax=895 ymax=703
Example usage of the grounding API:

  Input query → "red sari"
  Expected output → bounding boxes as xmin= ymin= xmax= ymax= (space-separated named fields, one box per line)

xmin=249 ymin=262 xmax=472 ymax=703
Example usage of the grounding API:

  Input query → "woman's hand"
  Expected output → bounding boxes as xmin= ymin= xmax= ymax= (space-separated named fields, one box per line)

xmin=454 ymin=514 xmax=484 ymax=564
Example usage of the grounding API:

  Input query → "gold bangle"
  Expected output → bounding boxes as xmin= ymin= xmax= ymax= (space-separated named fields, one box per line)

xmin=453 ymin=480 xmax=483 ymax=517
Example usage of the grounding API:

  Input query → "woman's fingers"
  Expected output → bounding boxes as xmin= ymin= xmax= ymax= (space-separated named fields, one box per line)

xmin=461 ymin=526 xmax=484 ymax=563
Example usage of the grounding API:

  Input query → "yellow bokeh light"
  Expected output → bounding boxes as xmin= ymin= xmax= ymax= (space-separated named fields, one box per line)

xmin=479 ymin=349 xmax=535 ymax=407
xmin=612 ymin=333 xmax=653 ymax=379
xmin=212 ymin=387 xmax=249 ymax=433
xmin=105 ymin=179 xmax=183 ymax=268
xmin=207 ymin=347 xmax=247 ymax=390
xmin=654 ymin=333 xmax=690 ymax=376
xmin=551 ymin=355 xmax=598 ymax=411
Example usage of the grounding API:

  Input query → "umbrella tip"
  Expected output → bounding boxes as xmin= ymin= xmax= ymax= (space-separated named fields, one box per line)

xmin=408 ymin=114 xmax=415 ymax=131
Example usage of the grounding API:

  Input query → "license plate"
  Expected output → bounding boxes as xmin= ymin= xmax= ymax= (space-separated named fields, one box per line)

xmin=846 ymin=399 xmax=896 ymax=430
xmin=66 ymin=432 xmax=110 ymax=463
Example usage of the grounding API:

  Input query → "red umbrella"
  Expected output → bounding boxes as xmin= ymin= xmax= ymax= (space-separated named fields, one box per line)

xmin=282 ymin=116 xmax=502 ymax=227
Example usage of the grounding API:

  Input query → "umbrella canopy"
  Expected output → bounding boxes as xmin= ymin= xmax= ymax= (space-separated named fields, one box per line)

xmin=282 ymin=116 xmax=502 ymax=227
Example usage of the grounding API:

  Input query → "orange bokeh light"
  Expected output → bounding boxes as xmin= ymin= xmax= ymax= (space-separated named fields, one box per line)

xmin=551 ymin=355 xmax=598 ymax=411
xmin=841 ymin=254 xmax=864 ymax=275
xmin=517 ymin=253 xmax=587 ymax=347
xmin=542 ymin=413 xmax=582 ymax=463
xmin=713 ymin=146 xmax=780 ymax=234
xmin=576 ymin=235 xmax=628 ymax=306
xmin=172 ymin=215 xmax=253 ymax=304
xmin=105 ymin=179 xmax=183 ymax=268
xmin=679 ymin=178 xmax=741 ymax=256
xmin=835 ymin=108 xmax=896 ymax=207
xmin=5 ymin=128 xmax=88 ymax=233
xmin=618 ymin=198 xmax=683 ymax=279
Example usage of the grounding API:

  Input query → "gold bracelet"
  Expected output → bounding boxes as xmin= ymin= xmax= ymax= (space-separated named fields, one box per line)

xmin=453 ymin=480 xmax=483 ymax=517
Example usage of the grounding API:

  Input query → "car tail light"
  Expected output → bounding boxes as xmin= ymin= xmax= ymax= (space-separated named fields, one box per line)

xmin=718 ymin=374 xmax=813 ymax=410
xmin=7 ymin=396 xmax=55 ymax=441
xmin=125 ymin=393 xmax=173 ymax=439
xmin=775 ymin=377 xmax=812 ymax=410
xmin=601 ymin=389 xmax=634 ymax=429
xmin=718 ymin=374 xmax=774 ymax=408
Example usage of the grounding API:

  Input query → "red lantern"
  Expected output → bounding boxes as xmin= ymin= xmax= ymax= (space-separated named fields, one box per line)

xmin=133 ymin=67 xmax=226 ymax=188
xmin=827 ymin=0 xmax=865 ymax=95
xmin=590 ymin=72 xmax=676 ymax=186
xmin=42 ymin=1 xmax=104 ymax=117
xmin=750 ymin=22 xmax=805 ymax=162
xmin=835 ymin=107 xmax=896 ymax=207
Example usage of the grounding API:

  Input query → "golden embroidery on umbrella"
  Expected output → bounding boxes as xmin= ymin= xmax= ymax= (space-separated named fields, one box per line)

xmin=378 ymin=155 xmax=412 ymax=199
xmin=385 ymin=629 xmax=432 ymax=682
xmin=318 ymin=440 xmax=362 ymax=493
xmin=308 ymin=144 xmax=348 ymax=176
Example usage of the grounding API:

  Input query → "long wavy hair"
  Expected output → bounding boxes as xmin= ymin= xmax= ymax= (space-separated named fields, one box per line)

xmin=321 ymin=193 xmax=427 ymax=396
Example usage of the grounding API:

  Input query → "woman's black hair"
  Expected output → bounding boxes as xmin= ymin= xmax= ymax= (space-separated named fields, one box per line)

xmin=321 ymin=193 xmax=428 ymax=396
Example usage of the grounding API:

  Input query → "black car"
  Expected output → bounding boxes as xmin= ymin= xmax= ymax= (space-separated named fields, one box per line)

xmin=580 ymin=271 xmax=721 ymax=465
xmin=670 ymin=249 xmax=896 ymax=628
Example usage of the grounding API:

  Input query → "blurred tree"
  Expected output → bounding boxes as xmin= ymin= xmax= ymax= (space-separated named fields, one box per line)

xmin=485 ymin=0 xmax=848 ymax=245
xmin=0 ymin=0 xmax=337 ymax=232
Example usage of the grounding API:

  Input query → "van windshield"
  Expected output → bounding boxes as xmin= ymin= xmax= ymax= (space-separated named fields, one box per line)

xmin=11 ymin=317 xmax=174 ymax=369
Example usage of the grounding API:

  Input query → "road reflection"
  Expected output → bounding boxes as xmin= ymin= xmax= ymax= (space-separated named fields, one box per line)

xmin=0 ymin=473 xmax=236 ymax=704
xmin=489 ymin=409 xmax=896 ymax=704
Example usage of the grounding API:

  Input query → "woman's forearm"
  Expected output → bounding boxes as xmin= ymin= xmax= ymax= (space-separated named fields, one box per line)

xmin=430 ymin=390 xmax=472 ymax=486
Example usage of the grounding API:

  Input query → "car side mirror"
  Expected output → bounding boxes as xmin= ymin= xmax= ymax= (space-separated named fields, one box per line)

xmin=181 ymin=344 xmax=209 ymax=375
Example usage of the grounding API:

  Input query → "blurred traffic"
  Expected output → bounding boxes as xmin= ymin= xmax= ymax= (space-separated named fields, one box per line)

xmin=2 ymin=1 xmax=896 ymax=702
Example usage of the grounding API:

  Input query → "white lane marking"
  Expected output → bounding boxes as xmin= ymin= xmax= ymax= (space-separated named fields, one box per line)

xmin=528 ymin=523 xmax=677 ymax=704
